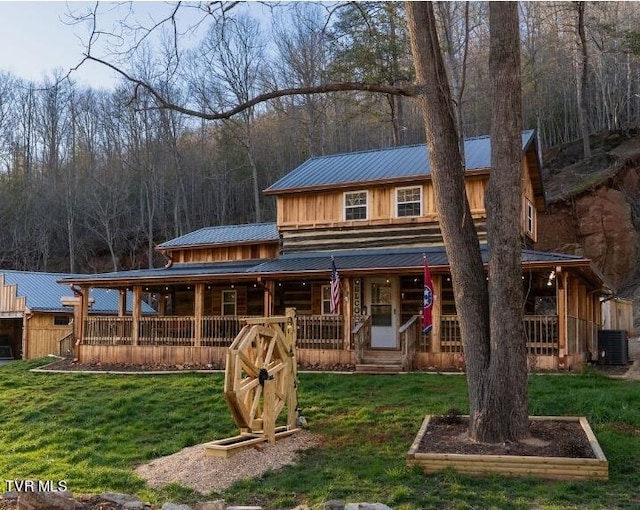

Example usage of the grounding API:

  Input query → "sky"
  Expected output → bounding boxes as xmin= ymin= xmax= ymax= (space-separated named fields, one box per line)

xmin=0 ymin=1 xmax=228 ymax=90
xmin=0 ymin=1 xmax=120 ymax=89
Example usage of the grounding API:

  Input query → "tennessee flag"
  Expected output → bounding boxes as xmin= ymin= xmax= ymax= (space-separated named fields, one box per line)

xmin=422 ymin=255 xmax=433 ymax=334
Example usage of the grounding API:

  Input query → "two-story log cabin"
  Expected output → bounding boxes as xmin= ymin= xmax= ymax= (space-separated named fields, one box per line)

xmin=62 ymin=130 xmax=608 ymax=371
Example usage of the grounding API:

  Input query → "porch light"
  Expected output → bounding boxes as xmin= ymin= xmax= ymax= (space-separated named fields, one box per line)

xmin=547 ymin=270 xmax=556 ymax=287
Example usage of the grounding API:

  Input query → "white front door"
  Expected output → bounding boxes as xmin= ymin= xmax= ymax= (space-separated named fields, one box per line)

xmin=366 ymin=277 xmax=397 ymax=348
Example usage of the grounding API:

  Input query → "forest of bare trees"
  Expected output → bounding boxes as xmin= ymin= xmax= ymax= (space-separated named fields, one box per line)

xmin=1 ymin=1 xmax=640 ymax=274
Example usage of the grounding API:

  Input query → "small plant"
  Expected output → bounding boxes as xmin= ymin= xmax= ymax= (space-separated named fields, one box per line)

xmin=440 ymin=407 xmax=463 ymax=425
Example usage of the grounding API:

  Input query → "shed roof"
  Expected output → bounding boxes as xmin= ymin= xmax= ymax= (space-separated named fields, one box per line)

xmin=1 ymin=270 xmax=153 ymax=313
xmin=265 ymin=130 xmax=537 ymax=193
xmin=158 ymin=223 xmax=279 ymax=249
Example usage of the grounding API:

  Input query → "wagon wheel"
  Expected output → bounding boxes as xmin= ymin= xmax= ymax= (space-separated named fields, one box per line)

xmin=224 ymin=323 xmax=295 ymax=433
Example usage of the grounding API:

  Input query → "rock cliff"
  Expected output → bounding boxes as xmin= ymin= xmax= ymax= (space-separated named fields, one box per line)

xmin=536 ymin=130 xmax=640 ymax=330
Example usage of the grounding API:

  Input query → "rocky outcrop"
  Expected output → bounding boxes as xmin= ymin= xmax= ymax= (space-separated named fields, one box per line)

xmin=537 ymin=131 xmax=640 ymax=329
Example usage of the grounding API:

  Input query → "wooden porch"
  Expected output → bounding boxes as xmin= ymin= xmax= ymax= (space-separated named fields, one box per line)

xmin=74 ymin=312 xmax=589 ymax=371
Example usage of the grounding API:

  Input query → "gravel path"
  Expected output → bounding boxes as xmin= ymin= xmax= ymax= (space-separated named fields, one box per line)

xmin=134 ymin=430 xmax=321 ymax=494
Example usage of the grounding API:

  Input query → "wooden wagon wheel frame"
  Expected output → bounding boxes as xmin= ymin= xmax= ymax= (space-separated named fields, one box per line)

xmin=224 ymin=319 xmax=297 ymax=438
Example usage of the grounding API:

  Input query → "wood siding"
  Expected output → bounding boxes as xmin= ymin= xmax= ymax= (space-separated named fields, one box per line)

xmin=0 ymin=275 xmax=26 ymax=315
xmin=168 ymin=242 xmax=279 ymax=264
xmin=276 ymin=178 xmax=490 ymax=252
xmin=23 ymin=313 xmax=73 ymax=360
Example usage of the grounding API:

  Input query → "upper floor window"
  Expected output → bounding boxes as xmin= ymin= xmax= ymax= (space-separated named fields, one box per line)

xmin=344 ymin=191 xmax=368 ymax=220
xmin=525 ymin=199 xmax=536 ymax=237
xmin=221 ymin=289 xmax=237 ymax=316
xmin=396 ymin=186 xmax=422 ymax=217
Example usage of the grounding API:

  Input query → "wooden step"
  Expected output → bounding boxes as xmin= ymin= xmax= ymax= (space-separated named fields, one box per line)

xmin=355 ymin=363 xmax=403 ymax=374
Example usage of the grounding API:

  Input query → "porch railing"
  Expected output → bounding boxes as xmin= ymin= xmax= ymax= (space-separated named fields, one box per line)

xmin=297 ymin=315 xmax=344 ymax=350
xmin=58 ymin=332 xmax=75 ymax=358
xmin=84 ymin=316 xmax=133 ymax=345
xmin=441 ymin=316 xmax=463 ymax=353
xmin=440 ymin=315 xmax=560 ymax=355
xmin=399 ymin=315 xmax=420 ymax=371
xmin=84 ymin=314 xmax=351 ymax=350
xmin=352 ymin=315 xmax=372 ymax=364
xmin=524 ymin=315 xmax=559 ymax=355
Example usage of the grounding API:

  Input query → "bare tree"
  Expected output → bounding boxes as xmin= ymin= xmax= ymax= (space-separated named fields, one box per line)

xmin=575 ymin=1 xmax=591 ymax=158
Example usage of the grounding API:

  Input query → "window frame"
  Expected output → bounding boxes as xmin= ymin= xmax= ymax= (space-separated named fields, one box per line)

xmin=344 ymin=190 xmax=368 ymax=221
xmin=321 ymin=284 xmax=332 ymax=315
xmin=525 ymin=199 xmax=536 ymax=238
xmin=395 ymin=185 xmax=423 ymax=218
xmin=221 ymin=289 xmax=237 ymax=316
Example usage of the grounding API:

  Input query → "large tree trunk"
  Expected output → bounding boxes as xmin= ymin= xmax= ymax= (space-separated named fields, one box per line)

xmin=475 ymin=2 xmax=529 ymax=442
xmin=405 ymin=1 xmax=490 ymax=433
xmin=406 ymin=1 xmax=529 ymax=443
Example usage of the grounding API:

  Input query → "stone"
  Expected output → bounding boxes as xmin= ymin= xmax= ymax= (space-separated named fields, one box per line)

xmin=225 ymin=507 xmax=263 ymax=510
xmin=323 ymin=501 xmax=345 ymax=510
xmin=123 ymin=501 xmax=146 ymax=510
xmin=161 ymin=504 xmax=191 ymax=510
xmin=344 ymin=504 xmax=393 ymax=510
xmin=100 ymin=493 xmax=141 ymax=506
xmin=17 ymin=491 xmax=79 ymax=510
xmin=194 ymin=501 xmax=226 ymax=510
xmin=3 ymin=492 xmax=19 ymax=501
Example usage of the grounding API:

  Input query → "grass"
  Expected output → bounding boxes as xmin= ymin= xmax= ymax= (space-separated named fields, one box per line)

xmin=0 ymin=358 xmax=639 ymax=509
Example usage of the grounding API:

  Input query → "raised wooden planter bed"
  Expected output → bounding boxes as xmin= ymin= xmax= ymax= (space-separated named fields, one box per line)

xmin=407 ymin=415 xmax=608 ymax=480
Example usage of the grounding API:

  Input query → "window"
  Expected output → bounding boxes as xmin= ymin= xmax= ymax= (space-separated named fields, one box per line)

xmin=321 ymin=285 xmax=332 ymax=315
xmin=396 ymin=186 xmax=422 ymax=217
xmin=344 ymin=191 xmax=368 ymax=220
xmin=525 ymin=199 xmax=535 ymax=237
xmin=221 ymin=290 xmax=237 ymax=316
xmin=53 ymin=315 xmax=71 ymax=326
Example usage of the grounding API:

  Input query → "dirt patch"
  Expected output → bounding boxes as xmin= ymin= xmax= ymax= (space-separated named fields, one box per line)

xmin=418 ymin=415 xmax=595 ymax=458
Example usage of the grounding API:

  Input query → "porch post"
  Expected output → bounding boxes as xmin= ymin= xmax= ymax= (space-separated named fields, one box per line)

xmin=158 ymin=292 xmax=167 ymax=315
xmin=118 ymin=290 xmax=126 ymax=317
xmin=194 ymin=283 xmax=204 ymax=347
xmin=431 ymin=274 xmax=442 ymax=353
xmin=132 ymin=285 xmax=142 ymax=346
xmin=556 ymin=267 xmax=567 ymax=366
xmin=263 ymin=280 xmax=274 ymax=316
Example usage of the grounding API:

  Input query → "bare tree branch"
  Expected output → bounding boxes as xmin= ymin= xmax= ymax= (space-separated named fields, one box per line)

xmin=84 ymin=54 xmax=414 ymax=120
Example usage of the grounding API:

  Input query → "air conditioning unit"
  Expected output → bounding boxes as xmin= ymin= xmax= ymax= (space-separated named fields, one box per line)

xmin=597 ymin=330 xmax=629 ymax=365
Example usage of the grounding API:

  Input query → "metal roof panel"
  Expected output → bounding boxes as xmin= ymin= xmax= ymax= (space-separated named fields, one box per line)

xmin=265 ymin=130 xmax=536 ymax=193
xmin=1 ymin=270 xmax=153 ymax=313
xmin=158 ymin=223 xmax=279 ymax=249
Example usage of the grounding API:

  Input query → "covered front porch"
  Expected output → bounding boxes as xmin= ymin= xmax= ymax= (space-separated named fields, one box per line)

xmin=63 ymin=247 xmax=605 ymax=371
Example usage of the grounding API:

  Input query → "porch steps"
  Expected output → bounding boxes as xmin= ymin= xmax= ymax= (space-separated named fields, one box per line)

xmin=356 ymin=349 xmax=404 ymax=374
xmin=355 ymin=362 xmax=404 ymax=374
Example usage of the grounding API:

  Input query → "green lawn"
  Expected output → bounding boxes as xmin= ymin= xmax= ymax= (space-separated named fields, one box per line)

xmin=1 ymin=358 xmax=639 ymax=509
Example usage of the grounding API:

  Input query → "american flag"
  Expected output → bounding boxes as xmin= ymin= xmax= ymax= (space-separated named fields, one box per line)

xmin=330 ymin=257 xmax=341 ymax=314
